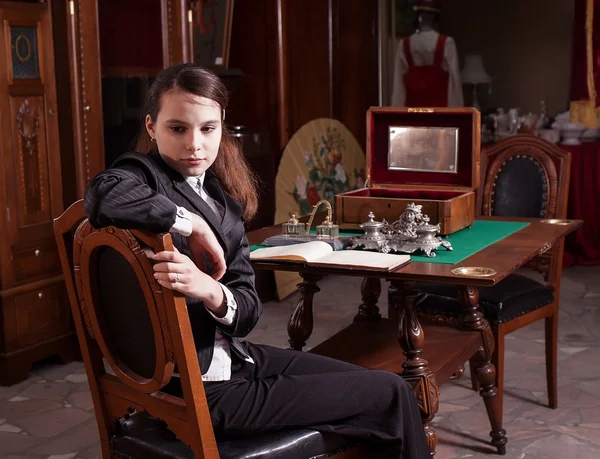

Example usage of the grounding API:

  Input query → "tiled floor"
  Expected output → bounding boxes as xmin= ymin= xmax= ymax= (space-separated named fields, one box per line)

xmin=1 ymin=265 xmax=599 ymax=459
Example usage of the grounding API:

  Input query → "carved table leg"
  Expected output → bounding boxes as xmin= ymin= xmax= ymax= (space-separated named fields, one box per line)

xmin=458 ymin=285 xmax=507 ymax=455
xmin=354 ymin=277 xmax=382 ymax=322
xmin=450 ymin=364 xmax=465 ymax=380
xmin=287 ymin=273 xmax=324 ymax=351
xmin=389 ymin=279 xmax=439 ymax=456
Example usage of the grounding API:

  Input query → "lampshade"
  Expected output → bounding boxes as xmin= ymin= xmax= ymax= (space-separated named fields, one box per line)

xmin=414 ymin=0 xmax=442 ymax=13
xmin=461 ymin=54 xmax=491 ymax=85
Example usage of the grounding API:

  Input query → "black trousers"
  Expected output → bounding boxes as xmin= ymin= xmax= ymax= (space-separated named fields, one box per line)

xmin=203 ymin=342 xmax=431 ymax=459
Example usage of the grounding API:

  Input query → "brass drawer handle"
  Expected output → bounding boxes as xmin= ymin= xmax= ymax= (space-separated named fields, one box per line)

xmin=38 ymin=292 xmax=44 ymax=299
xmin=34 ymin=249 xmax=40 ymax=256
xmin=540 ymin=242 xmax=553 ymax=254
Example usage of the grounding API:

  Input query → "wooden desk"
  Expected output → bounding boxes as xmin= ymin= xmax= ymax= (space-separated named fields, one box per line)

xmin=247 ymin=218 xmax=581 ymax=456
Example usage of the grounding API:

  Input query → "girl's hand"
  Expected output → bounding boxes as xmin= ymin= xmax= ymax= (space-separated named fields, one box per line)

xmin=151 ymin=249 xmax=226 ymax=315
xmin=188 ymin=213 xmax=226 ymax=280
xmin=152 ymin=249 xmax=211 ymax=299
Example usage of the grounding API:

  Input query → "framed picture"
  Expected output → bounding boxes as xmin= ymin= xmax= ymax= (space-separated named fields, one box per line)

xmin=190 ymin=0 xmax=234 ymax=67
xmin=388 ymin=126 xmax=459 ymax=173
xmin=395 ymin=0 xmax=417 ymax=37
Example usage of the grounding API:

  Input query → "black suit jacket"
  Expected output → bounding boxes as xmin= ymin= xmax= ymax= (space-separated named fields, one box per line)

xmin=84 ymin=151 xmax=262 ymax=373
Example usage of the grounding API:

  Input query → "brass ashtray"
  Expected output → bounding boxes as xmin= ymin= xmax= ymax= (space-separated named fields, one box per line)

xmin=540 ymin=219 xmax=573 ymax=225
xmin=451 ymin=266 xmax=497 ymax=277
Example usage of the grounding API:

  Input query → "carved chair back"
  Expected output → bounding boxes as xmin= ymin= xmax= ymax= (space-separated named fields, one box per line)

xmin=477 ymin=135 xmax=572 ymax=286
xmin=53 ymin=200 xmax=218 ymax=459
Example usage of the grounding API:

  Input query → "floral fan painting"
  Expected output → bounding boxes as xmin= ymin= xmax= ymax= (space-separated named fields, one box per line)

xmin=274 ymin=119 xmax=365 ymax=300
xmin=275 ymin=118 xmax=365 ymax=226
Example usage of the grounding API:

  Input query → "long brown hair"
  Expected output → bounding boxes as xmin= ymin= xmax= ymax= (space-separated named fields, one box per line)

xmin=135 ymin=63 xmax=259 ymax=221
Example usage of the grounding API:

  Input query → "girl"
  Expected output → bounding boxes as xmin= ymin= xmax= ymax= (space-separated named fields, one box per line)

xmin=84 ymin=63 xmax=430 ymax=459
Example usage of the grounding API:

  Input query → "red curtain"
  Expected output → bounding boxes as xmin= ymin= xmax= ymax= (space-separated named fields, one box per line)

xmin=570 ymin=0 xmax=600 ymax=104
xmin=563 ymin=142 xmax=600 ymax=266
xmin=564 ymin=1 xmax=600 ymax=267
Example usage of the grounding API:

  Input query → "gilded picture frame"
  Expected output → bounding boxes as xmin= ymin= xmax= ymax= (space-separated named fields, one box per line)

xmin=190 ymin=0 xmax=234 ymax=68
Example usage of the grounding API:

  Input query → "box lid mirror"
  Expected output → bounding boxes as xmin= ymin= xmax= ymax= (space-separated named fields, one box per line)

xmin=366 ymin=107 xmax=481 ymax=189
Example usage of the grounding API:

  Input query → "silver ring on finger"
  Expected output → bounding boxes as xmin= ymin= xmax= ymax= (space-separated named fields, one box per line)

xmin=175 ymin=273 xmax=180 ymax=283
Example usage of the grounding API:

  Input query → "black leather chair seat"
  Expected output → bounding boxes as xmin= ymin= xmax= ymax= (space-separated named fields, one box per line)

xmin=111 ymin=411 xmax=358 ymax=459
xmin=413 ymin=274 xmax=554 ymax=324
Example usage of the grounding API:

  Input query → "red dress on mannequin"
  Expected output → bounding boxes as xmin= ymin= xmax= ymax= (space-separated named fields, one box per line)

xmin=403 ymin=34 xmax=449 ymax=107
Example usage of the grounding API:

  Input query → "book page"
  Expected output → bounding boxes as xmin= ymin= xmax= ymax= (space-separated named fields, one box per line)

xmin=314 ymin=250 xmax=411 ymax=271
xmin=250 ymin=241 xmax=333 ymax=262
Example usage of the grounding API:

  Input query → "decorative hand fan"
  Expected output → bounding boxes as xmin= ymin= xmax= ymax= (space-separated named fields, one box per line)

xmin=274 ymin=118 xmax=366 ymax=300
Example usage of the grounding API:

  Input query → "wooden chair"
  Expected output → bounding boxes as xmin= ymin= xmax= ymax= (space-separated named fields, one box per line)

xmin=53 ymin=200 xmax=365 ymax=459
xmin=414 ymin=135 xmax=571 ymax=411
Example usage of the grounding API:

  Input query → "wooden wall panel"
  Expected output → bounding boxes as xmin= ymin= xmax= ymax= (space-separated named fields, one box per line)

xmin=65 ymin=0 xmax=106 ymax=199
xmin=228 ymin=0 xmax=288 ymax=154
xmin=228 ymin=1 xmax=270 ymax=135
xmin=284 ymin=0 xmax=333 ymax=136
xmin=333 ymin=0 xmax=379 ymax=150
xmin=228 ymin=0 xmax=378 ymax=164
xmin=51 ymin=0 xmax=77 ymax=209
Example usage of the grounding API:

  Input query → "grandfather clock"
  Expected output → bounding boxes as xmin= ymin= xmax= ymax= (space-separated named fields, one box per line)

xmin=0 ymin=1 xmax=76 ymax=385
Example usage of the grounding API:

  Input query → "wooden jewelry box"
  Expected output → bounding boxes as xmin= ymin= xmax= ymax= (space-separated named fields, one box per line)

xmin=335 ymin=107 xmax=481 ymax=235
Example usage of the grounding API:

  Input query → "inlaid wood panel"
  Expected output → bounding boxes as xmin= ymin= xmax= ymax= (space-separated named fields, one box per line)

xmin=10 ymin=96 xmax=51 ymax=225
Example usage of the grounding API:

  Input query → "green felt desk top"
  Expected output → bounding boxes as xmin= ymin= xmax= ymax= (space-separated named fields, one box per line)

xmin=250 ymin=220 xmax=530 ymax=265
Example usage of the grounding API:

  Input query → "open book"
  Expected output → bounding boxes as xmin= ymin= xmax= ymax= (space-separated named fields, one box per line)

xmin=250 ymin=241 xmax=411 ymax=272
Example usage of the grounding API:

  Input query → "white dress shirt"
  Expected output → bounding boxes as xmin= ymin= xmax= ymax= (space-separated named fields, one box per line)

xmin=170 ymin=174 xmax=253 ymax=381
xmin=391 ymin=30 xmax=464 ymax=107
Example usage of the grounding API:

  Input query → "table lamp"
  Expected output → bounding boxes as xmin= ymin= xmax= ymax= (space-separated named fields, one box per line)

xmin=461 ymin=54 xmax=491 ymax=110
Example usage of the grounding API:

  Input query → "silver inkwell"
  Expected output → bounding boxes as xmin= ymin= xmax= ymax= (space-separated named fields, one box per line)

xmin=350 ymin=203 xmax=453 ymax=258
xmin=348 ymin=212 xmax=390 ymax=252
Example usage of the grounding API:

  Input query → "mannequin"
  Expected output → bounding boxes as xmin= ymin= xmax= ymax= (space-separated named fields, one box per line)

xmin=391 ymin=0 xmax=463 ymax=107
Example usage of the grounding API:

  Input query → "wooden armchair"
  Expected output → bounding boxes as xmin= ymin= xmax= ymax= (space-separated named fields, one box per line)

xmin=413 ymin=135 xmax=571 ymax=411
xmin=53 ymin=200 xmax=365 ymax=459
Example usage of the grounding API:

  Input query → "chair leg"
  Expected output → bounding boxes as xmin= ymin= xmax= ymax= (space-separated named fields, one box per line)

xmin=545 ymin=307 xmax=559 ymax=409
xmin=492 ymin=328 xmax=505 ymax=420
xmin=469 ymin=358 xmax=480 ymax=392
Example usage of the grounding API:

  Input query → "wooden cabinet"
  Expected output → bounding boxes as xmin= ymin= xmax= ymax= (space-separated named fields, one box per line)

xmin=0 ymin=0 xmax=216 ymax=384
xmin=0 ymin=1 xmax=77 ymax=385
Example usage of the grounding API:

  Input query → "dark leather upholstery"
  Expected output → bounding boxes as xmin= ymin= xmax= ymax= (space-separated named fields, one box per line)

xmin=97 ymin=247 xmax=157 ymax=378
xmin=111 ymin=411 xmax=357 ymax=459
xmin=99 ymin=252 xmax=358 ymax=459
xmin=491 ymin=156 xmax=548 ymax=218
xmin=411 ymin=274 xmax=554 ymax=324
